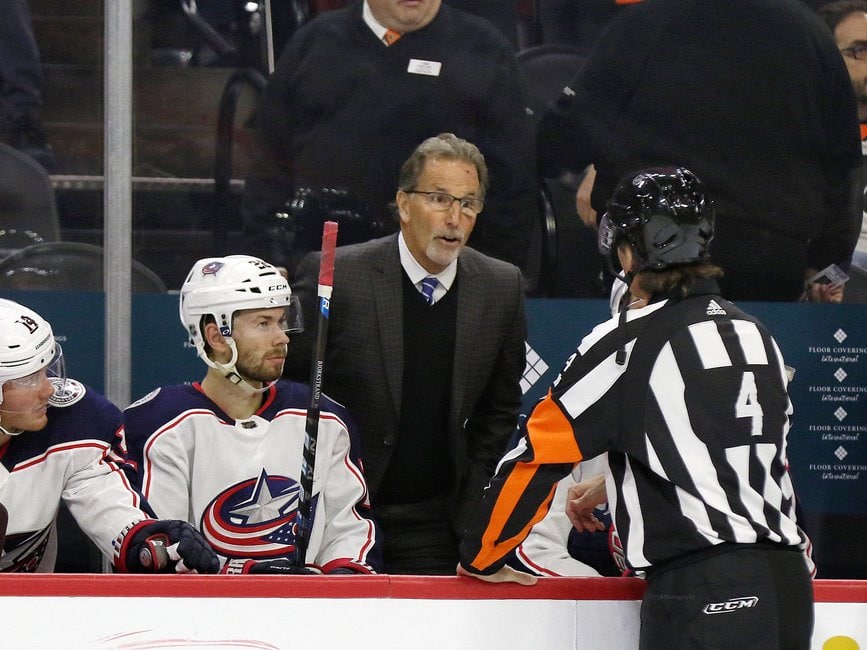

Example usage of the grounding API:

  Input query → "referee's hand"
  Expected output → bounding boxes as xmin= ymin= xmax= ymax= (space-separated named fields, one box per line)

xmin=457 ymin=563 xmax=537 ymax=586
xmin=566 ymin=474 xmax=608 ymax=533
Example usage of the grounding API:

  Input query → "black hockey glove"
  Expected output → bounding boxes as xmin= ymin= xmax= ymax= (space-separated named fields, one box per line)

xmin=113 ymin=519 xmax=220 ymax=574
xmin=220 ymin=558 xmax=323 ymax=575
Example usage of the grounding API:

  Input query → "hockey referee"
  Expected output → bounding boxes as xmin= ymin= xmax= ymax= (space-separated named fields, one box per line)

xmin=459 ymin=167 xmax=814 ymax=649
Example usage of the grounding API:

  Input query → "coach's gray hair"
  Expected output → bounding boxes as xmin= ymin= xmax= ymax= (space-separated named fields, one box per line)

xmin=397 ymin=133 xmax=489 ymax=198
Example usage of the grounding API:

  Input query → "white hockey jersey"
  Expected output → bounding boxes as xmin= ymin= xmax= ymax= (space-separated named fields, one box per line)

xmin=0 ymin=379 xmax=147 ymax=572
xmin=512 ymin=455 xmax=610 ymax=576
xmin=122 ymin=381 xmax=380 ymax=573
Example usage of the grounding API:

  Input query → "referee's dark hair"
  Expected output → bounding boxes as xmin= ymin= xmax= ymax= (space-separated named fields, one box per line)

xmin=628 ymin=256 xmax=722 ymax=299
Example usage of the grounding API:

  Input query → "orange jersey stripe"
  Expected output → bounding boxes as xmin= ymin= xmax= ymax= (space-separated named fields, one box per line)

xmin=469 ymin=392 xmax=584 ymax=570
xmin=525 ymin=392 xmax=583 ymax=464
xmin=471 ymin=465 xmax=557 ymax=570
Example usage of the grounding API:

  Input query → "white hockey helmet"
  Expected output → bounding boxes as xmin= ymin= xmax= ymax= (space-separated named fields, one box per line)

xmin=179 ymin=255 xmax=302 ymax=387
xmin=0 ymin=298 xmax=65 ymax=408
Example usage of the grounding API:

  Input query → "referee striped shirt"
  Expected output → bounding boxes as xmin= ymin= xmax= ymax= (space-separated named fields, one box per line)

xmin=461 ymin=288 xmax=810 ymax=575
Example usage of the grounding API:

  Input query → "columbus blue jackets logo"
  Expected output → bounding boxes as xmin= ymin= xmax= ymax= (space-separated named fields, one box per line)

xmin=201 ymin=261 xmax=225 ymax=276
xmin=200 ymin=469 xmax=317 ymax=559
xmin=48 ymin=377 xmax=85 ymax=407
xmin=1 ymin=526 xmax=52 ymax=572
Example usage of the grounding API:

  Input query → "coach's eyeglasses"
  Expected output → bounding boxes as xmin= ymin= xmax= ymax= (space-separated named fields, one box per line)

xmin=405 ymin=190 xmax=485 ymax=216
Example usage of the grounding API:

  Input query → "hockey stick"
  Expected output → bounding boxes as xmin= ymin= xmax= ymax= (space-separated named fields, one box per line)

xmin=293 ymin=220 xmax=338 ymax=567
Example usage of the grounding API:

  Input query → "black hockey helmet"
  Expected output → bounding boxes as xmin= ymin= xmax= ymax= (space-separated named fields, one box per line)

xmin=598 ymin=167 xmax=714 ymax=271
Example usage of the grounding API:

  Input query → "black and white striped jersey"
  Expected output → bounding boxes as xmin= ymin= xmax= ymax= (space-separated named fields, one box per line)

xmin=461 ymin=286 xmax=810 ymax=575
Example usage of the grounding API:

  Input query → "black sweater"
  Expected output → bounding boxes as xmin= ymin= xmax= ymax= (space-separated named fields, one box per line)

xmin=377 ymin=272 xmax=459 ymax=505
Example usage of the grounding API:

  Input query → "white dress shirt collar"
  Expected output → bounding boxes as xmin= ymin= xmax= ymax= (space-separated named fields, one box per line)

xmin=363 ymin=1 xmax=390 ymax=43
xmin=398 ymin=233 xmax=457 ymax=301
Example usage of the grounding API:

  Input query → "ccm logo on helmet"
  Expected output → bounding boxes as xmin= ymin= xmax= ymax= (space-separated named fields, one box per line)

xmin=702 ymin=596 xmax=759 ymax=614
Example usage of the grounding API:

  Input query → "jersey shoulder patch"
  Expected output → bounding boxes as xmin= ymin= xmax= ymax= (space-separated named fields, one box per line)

xmin=127 ymin=387 xmax=162 ymax=409
xmin=48 ymin=378 xmax=86 ymax=407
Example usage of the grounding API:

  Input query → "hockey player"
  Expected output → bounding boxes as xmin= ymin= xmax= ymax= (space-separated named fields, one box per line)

xmin=123 ymin=255 xmax=380 ymax=574
xmin=459 ymin=168 xmax=814 ymax=648
xmin=0 ymin=298 xmax=219 ymax=573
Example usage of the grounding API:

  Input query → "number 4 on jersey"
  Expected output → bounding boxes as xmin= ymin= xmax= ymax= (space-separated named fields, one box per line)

xmin=735 ymin=371 xmax=763 ymax=436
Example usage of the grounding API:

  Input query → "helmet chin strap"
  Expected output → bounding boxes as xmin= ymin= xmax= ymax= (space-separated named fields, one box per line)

xmin=0 ymin=388 xmax=23 ymax=437
xmin=0 ymin=415 xmax=24 ymax=437
xmin=614 ymin=268 xmax=636 ymax=367
xmin=605 ymin=248 xmax=637 ymax=288
xmin=198 ymin=339 xmax=273 ymax=394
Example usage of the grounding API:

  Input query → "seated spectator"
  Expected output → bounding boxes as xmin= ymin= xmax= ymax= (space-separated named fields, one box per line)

xmin=0 ymin=298 xmax=218 ymax=573
xmin=123 ymin=255 xmax=380 ymax=574
xmin=239 ymin=0 xmax=538 ymax=278
xmin=286 ymin=134 xmax=527 ymax=574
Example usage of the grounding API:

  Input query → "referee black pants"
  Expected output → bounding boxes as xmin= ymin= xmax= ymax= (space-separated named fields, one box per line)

xmin=640 ymin=544 xmax=813 ymax=649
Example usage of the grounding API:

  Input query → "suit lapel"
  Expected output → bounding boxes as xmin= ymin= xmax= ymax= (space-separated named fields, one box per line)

xmin=372 ymin=239 xmax=404 ymax=419
xmin=452 ymin=254 xmax=484 ymax=431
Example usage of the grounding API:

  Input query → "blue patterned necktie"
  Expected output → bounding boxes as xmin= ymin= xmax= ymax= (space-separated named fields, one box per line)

xmin=420 ymin=276 xmax=439 ymax=305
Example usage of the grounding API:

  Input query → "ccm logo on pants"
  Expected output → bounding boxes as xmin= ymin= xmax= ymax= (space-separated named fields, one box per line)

xmin=702 ymin=596 xmax=759 ymax=614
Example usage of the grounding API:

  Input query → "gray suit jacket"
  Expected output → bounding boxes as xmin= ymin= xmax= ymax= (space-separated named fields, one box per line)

xmin=286 ymin=234 xmax=527 ymax=532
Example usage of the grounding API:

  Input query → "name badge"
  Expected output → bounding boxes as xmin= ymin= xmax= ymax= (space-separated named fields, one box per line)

xmin=407 ymin=59 xmax=442 ymax=76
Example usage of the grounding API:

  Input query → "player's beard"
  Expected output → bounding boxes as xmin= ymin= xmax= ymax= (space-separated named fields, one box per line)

xmin=235 ymin=346 xmax=287 ymax=384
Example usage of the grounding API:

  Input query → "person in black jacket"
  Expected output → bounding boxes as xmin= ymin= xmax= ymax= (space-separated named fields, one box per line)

xmin=240 ymin=0 xmax=537 ymax=278
xmin=460 ymin=168 xmax=814 ymax=649
xmin=538 ymin=0 xmax=861 ymax=301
